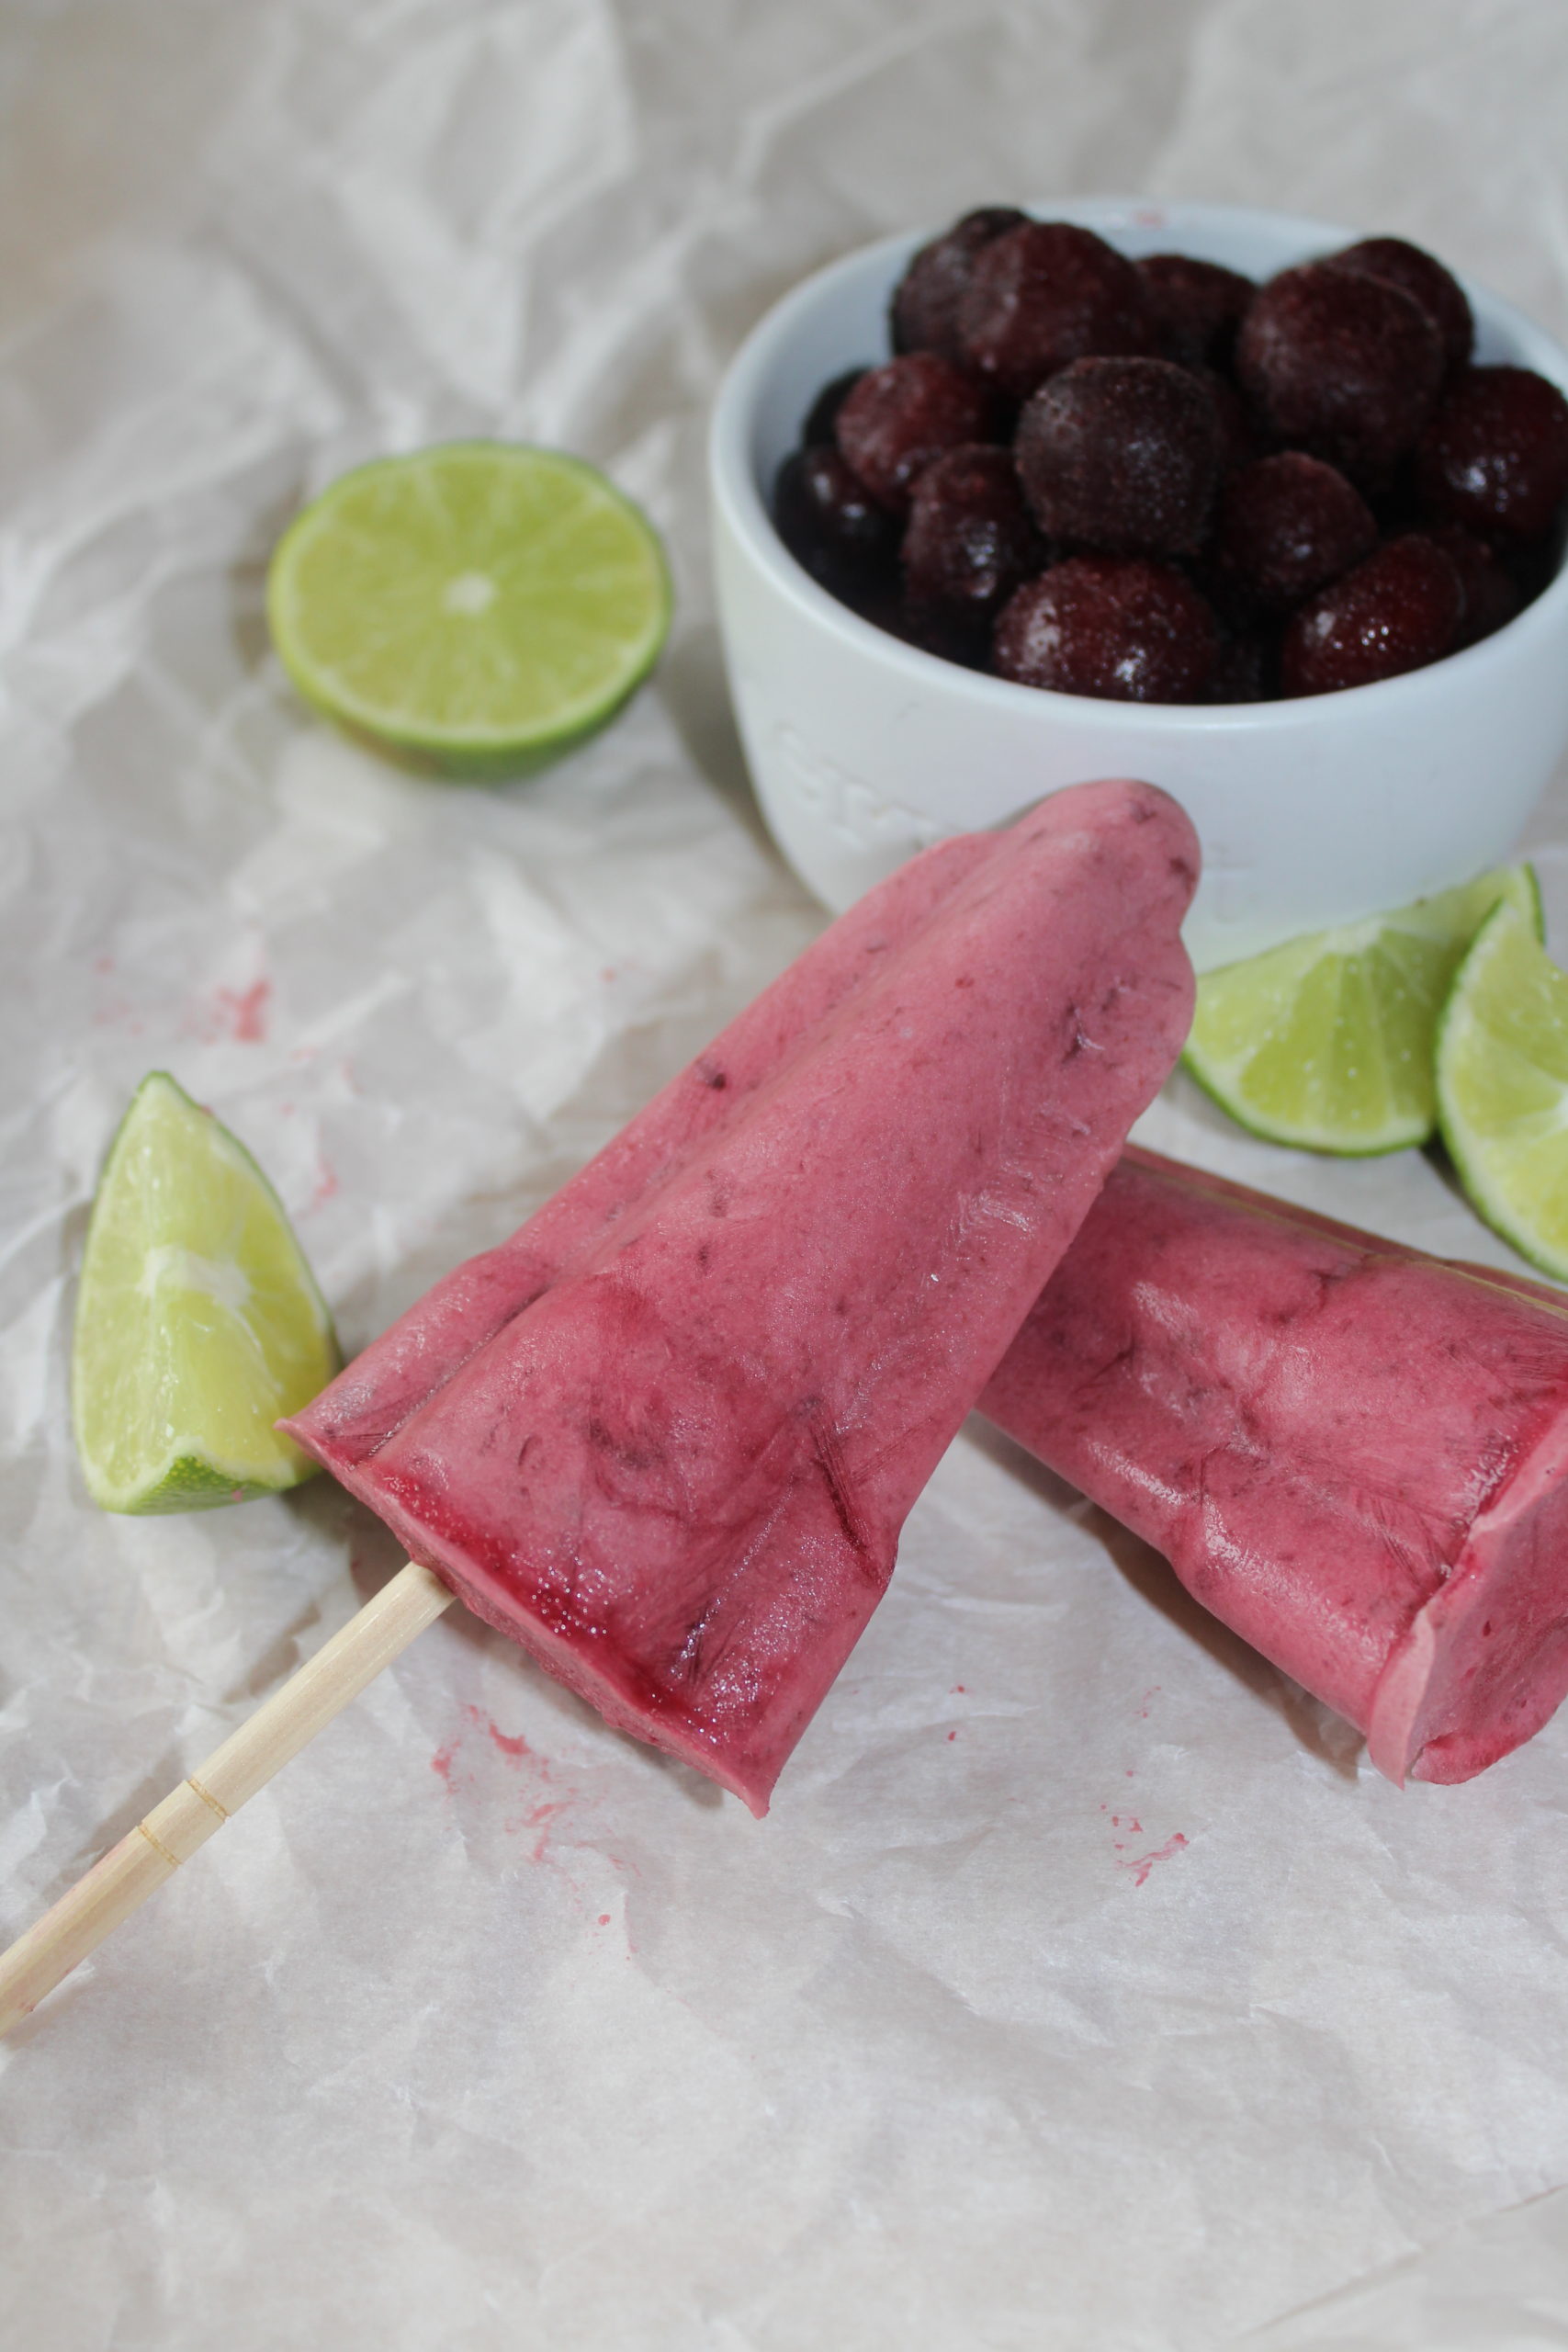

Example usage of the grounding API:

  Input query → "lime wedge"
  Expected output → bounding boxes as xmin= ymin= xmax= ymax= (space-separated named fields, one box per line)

xmin=266 ymin=442 xmax=671 ymax=779
xmin=1437 ymin=901 xmax=1568 ymax=1279
xmin=72 ymin=1074 xmax=340 ymax=1513
xmin=1183 ymin=865 xmax=1541 ymax=1155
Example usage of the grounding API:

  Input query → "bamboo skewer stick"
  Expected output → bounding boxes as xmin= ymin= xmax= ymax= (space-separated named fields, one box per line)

xmin=0 ymin=1560 xmax=454 ymax=2037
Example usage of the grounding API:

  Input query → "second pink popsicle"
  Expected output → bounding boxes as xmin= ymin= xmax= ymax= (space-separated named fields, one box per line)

xmin=983 ymin=1148 xmax=1568 ymax=1783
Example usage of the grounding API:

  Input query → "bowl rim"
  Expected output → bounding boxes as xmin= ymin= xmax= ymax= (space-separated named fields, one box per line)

xmin=709 ymin=195 xmax=1568 ymax=730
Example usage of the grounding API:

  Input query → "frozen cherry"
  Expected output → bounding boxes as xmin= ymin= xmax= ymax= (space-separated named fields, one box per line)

xmin=1136 ymin=254 xmax=1255 ymax=368
xmin=891 ymin=208 xmax=1030 ymax=361
xmin=957 ymin=221 xmax=1155 ymax=401
xmin=1332 ymin=237 xmax=1473 ymax=376
xmin=1201 ymin=629 xmax=1271 ymax=704
xmin=887 ymin=596 xmax=991 ymax=670
xmin=1504 ymin=529 xmax=1563 ymax=607
xmin=1416 ymin=365 xmax=1568 ymax=543
xmin=835 ymin=351 xmax=995 ymax=514
xmin=993 ymin=556 xmax=1221 ymax=702
xmin=902 ymin=445 xmax=1045 ymax=619
xmin=1235 ymin=261 xmax=1443 ymax=488
xmin=802 ymin=368 xmax=868 ymax=448
xmin=1213 ymin=452 xmax=1377 ymax=611
xmin=1280 ymin=533 xmax=1463 ymax=695
xmin=773 ymin=447 xmax=899 ymax=591
xmin=1013 ymin=357 xmax=1222 ymax=557
xmin=1424 ymin=524 xmax=1523 ymax=647
xmin=1197 ymin=367 xmax=1264 ymax=476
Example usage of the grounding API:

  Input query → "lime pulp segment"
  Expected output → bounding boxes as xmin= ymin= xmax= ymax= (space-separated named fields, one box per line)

xmin=1182 ymin=865 xmax=1542 ymax=1156
xmin=1437 ymin=900 xmax=1568 ymax=1281
xmin=72 ymin=1073 xmax=340 ymax=1513
xmin=266 ymin=442 xmax=671 ymax=777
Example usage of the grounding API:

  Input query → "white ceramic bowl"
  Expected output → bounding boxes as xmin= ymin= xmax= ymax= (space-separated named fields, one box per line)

xmin=710 ymin=198 xmax=1568 ymax=969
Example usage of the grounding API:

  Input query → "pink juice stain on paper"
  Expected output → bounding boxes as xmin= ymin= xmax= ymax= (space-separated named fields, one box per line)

xmin=214 ymin=977 xmax=272 ymax=1043
xmin=429 ymin=1705 xmax=606 ymax=1873
xmin=1118 ymin=1831 xmax=1189 ymax=1889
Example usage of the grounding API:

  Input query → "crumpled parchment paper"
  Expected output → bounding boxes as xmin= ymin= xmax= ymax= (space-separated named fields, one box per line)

xmin=6 ymin=6 xmax=1568 ymax=2347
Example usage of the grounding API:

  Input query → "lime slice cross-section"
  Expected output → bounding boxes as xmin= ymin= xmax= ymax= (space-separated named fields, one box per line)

xmin=266 ymin=442 xmax=671 ymax=779
xmin=1183 ymin=865 xmax=1541 ymax=1155
xmin=1437 ymin=899 xmax=1568 ymax=1281
xmin=72 ymin=1073 xmax=341 ymax=1513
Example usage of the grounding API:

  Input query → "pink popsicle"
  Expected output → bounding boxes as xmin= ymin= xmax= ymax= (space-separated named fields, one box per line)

xmin=981 ymin=1147 xmax=1568 ymax=1783
xmin=284 ymin=781 xmax=1197 ymax=1812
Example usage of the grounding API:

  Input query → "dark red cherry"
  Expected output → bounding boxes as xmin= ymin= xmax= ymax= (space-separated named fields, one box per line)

xmin=1235 ymin=261 xmax=1443 ymax=488
xmin=1136 ymin=254 xmax=1255 ymax=368
xmin=1013 ymin=356 xmax=1222 ymax=557
xmin=901 ymin=445 xmax=1045 ymax=619
xmin=957 ymin=221 xmax=1156 ymax=401
xmin=993 ymin=555 xmax=1221 ymax=702
xmin=1280 ymin=533 xmax=1463 ymax=695
xmin=1332 ymin=237 xmax=1473 ymax=376
xmin=891 ymin=209 xmax=1030 ymax=361
xmin=773 ymin=447 xmax=899 ymax=591
xmin=802 ymin=369 xmax=869 ymax=449
xmin=1199 ymin=367 xmax=1265 ymax=476
xmin=835 ymin=351 xmax=995 ymax=514
xmin=1423 ymin=524 xmax=1524 ymax=647
xmin=1416 ymin=365 xmax=1568 ymax=543
xmin=1201 ymin=628 xmax=1272 ymax=703
xmin=1213 ymin=452 xmax=1377 ymax=611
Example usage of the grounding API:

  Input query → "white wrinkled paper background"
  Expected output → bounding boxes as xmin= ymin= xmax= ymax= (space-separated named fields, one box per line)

xmin=6 ymin=5 xmax=1568 ymax=2346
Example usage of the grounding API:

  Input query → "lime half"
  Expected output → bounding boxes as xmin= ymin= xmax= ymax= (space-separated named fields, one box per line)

xmin=72 ymin=1073 xmax=340 ymax=1513
xmin=1183 ymin=865 xmax=1541 ymax=1155
xmin=1437 ymin=900 xmax=1568 ymax=1280
xmin=266 ymin=442 xmax=671 ymax=778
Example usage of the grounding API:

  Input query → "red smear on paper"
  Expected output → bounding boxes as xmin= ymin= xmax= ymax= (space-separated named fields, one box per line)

xmin=598 ymin=1914 xmax=611 ymax=1927
xmin=946 ymin=1729 xmax=957 ymax=1742
xmin=310 ymin=1157 xmax=339 ymax=1210
xmin=429 ymin=1707 xmax=640 ymax=1920
xmin=1119 ymin=1831 xmax=1189 ymax=1889
xmin=215 ymin=978 xmax=272 ymax=1043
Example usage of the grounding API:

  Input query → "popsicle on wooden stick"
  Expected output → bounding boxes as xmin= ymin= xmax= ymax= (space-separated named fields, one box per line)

xmin=282 ymin=778 xmax=1200 ymax=1815
xmin=0 ymin=778 xmax=1198 ymax=2030
xmin=982 ymin=1147 xmax=1568 ymax=1784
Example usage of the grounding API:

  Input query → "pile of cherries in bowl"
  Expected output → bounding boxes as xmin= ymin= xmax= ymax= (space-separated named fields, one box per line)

xmin=772 ymin=210 xmax=1568 ymax=702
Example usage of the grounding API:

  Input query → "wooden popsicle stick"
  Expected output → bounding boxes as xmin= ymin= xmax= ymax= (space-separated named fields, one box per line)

xmin=0 ymin=1559 xmax=454 ymax=2037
